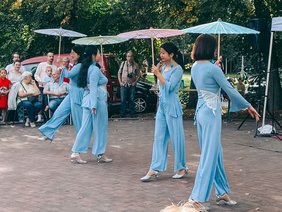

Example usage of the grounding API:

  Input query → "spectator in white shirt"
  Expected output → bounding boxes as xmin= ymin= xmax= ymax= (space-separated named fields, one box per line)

xmin=5 ymin=53 xmax=26 ymax=74
xmin=7 ymin=60 xmax=23 ymax=84
xmin=34 ymin=52 xmax=57 ymax=87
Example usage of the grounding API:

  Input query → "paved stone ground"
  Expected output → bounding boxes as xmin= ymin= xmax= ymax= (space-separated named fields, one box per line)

xmin=0 ymin=119 xmax=282 ymax=212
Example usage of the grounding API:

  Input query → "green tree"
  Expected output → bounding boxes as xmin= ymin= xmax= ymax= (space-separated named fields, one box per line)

xmin=251 ymin=0 xmax=282 ymax=111
xmin=0 ymin=0 xmax=281 ymax=110
xmin=0 ymin=0 xmax=112 ymax=66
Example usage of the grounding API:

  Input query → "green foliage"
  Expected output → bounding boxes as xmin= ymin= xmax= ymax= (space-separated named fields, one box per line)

xmin=0 ymin=0 xmax=280 ymax=109
xmin=179 ymin=90 xmax=190 ymax=107
xmin=0 ymin=1 xmax=281 ymax=103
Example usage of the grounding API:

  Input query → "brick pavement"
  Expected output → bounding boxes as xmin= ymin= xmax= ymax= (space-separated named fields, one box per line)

xmin=0 ymin=119 xmax=282 ymax=212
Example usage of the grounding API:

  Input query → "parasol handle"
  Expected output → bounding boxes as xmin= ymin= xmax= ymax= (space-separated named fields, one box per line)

xmin=217 ymin=34 xmax=220 ymax=60
xmin=59 ymin=35 xmax=62 ymax=56
xmin=100 ymin=44 xmax=104 ymax=68
xmin=151 ymin=38 xmax=154 ymax=66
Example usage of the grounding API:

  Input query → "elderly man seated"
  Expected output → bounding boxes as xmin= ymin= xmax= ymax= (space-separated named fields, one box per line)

xmin=17 ymin=71 xmax=42 ymax=127
xmin=43 ymin=69 xmax=68 ymax=113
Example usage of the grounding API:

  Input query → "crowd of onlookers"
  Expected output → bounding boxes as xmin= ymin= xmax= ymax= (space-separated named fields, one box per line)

xmin=0 ymin=52 xmax=248 ymax=128
xmin=0 ymin=52 xmax=71 ymax=127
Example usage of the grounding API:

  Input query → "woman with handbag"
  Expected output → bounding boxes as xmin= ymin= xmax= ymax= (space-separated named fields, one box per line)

xmin=17 ymin=71 xmax=42 ymax=127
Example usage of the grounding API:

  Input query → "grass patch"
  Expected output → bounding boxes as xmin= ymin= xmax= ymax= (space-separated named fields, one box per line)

xmin=145 ymin=73 xmax=191 ymax=88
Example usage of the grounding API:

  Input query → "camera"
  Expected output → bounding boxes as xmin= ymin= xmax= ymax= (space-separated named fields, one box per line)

xmin=127 ymin=72 xmax=134 ymax=78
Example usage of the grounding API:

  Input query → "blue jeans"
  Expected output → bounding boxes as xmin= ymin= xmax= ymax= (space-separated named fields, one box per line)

xmin=17 ymin=105 xmax=24 ymax=122
xmin=120 ymin=85 xmax=136 ymax=115
xmin=18 ymin=100 xmax=42 ymax=122
xmin=48 ymin=98 xmax=64 ymax=112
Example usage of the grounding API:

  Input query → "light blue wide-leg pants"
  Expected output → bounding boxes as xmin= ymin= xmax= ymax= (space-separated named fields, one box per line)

xmin=39 ymin=95 xmax=82 ymax=140
xmin=150 ymin=103 xmax=186 ymax=173
xmin=189 ymin=104 xmax=230 ymax=202
xmin=72 ymin=99 xmax=108 ymax=156
xmin=71 ymin=101 xmax=83 ymax=134
xmin=92 ymin=100 xmax=108 ymax=155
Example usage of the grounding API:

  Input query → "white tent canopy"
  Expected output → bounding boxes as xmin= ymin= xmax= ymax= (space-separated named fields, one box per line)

xmin=271 ymin=17 xmax=282 ymax=31
xmin=260 ymin=17 xmax=282 ymax=133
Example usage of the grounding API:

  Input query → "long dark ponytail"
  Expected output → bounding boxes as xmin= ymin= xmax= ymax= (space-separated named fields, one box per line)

xmin=77 ymin=45 xmax=98 ymax=88
xmin=160 ymin=42 xmax=184 ymax=69
xmin=71 ymin=45 xmax=85 ymax=64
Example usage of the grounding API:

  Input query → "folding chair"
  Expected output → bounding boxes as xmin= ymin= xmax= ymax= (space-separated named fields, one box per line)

xmin=45 ymin=95 xmax=72 ymax=125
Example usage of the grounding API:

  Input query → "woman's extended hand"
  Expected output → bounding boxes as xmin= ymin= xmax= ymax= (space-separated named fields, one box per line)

xmin=247 ymin=106 xmax=260 ymax=122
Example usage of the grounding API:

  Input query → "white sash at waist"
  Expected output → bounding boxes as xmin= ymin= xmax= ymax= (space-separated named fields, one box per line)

xmin=199 ymin=89 xmax=221 ymax=115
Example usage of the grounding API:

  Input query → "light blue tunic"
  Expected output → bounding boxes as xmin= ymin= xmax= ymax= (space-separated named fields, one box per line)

xmin=149 ymin=65 xmax=186 ymax=173
xmin=189 ymin=61 xmax=251 ymax=202
xmin=72 ymin=63 xmax=109 ymax=156
xmin=38 ymin=64 xmax=84 ymax=140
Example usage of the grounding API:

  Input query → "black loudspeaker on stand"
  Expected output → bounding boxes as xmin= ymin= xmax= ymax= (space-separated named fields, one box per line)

xmin=254 ymin=68 xmax=282 ymax=139
xmin=248 ymin=18 xmax=268 ymax=55
xmin=237 ymin=53 xmax=264 ymax=131
xmin=237 ymin=19 xmax=281 ymax=139
xmin=237 ymin=68 xmax=281 ymax=139
xmin=236 ymin=72 xmax=264 ymax=131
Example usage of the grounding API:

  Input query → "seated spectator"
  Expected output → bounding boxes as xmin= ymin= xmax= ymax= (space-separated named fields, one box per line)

xmin=7 ymin=60 xmax=22 ymax=84
xmin=17 ymin=71 xmax=42 ymax=127
xmin=43 ymin=69 xmax=68 ymax=113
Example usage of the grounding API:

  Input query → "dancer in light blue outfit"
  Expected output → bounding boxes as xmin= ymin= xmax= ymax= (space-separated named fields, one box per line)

xmin=187 ymin=34 xmax=260 ymax=211
xmin=70 ymin=45 xmax=112 ymax=164
xmin=141 ymin=42 xmax=187 ymax=182
xmin=38 ymin=46 xmax=85 ymax=140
